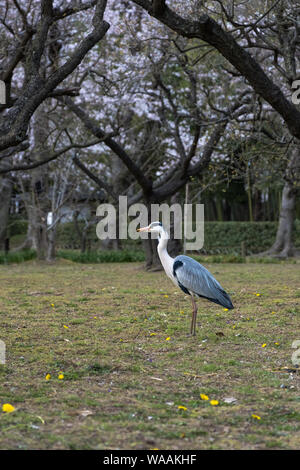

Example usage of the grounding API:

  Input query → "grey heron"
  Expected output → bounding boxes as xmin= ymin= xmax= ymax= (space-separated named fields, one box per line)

xmin=137 ymin=221 xmax=234 ymax=336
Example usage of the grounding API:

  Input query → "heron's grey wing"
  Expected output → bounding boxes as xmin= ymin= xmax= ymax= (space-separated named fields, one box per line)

xmin=173 ymin=255 xmax=234 ymax=309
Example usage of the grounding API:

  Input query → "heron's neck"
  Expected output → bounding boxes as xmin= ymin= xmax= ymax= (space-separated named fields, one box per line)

xmin=157 ymin=230 xmax=174 ymax=278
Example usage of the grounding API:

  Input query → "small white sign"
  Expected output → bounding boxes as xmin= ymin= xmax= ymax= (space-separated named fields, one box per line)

xmin=47 ymin=212 xmax=53 ymax=226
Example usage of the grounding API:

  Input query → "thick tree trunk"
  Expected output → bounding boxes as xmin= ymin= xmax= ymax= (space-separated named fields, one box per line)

xmin=28 ymin=105 xmax=51 ymax=260
xmin=0 ymin=177 xmax=12 ymax=250
xmin=266 ymin=181 xmax=297 ymax=257
xmin=253 ymin=189 xmax=263 ymax=221
xmin=263 ymin=148 xmax=299 ymax=258
xmin=47 ymin=226 xmax=57 ymax=261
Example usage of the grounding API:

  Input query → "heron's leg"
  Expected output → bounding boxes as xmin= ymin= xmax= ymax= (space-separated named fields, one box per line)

xmin=193 ymin=301 xmax=198 ymax=336
xmin=190 ymin=296 xmax=194 ymax=335
xmin=190 ymin=295 xmax=197 ymax=336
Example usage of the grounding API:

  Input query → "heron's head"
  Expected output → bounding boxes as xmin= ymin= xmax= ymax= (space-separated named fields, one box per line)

xmin=136 ymin=221 xmax=164 ymax=234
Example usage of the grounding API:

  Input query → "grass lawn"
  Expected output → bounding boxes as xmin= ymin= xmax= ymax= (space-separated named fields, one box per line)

xmin=0 ymin=259 xmax=299 ymax=450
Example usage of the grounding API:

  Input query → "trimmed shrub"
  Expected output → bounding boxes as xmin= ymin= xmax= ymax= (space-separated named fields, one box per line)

xmin=0 ymin=249 xmax=36 ymax=264
xmin=57 ymin=249 xmax=145 ymax=263
xmin=201 ymin=220 xmax=300 ymax=255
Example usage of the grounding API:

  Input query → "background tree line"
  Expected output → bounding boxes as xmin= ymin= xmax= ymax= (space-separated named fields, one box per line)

xmin=0 ymin=0 xmax=299 ymax=266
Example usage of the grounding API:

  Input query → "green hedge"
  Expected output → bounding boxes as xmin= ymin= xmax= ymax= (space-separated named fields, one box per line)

xmin=56 ymin=222 xmax=100 ymax=250
xmin=201 ymin=221 xmax=300 ymax=255
xmin=8 ymin=218 xmax=300 ymax=256
xmin=58 ymin=249 xmax=145 ymax=263
xmin=7 ymin=218 xmax=28 ymax=237
xmin=56 ymin=220 xmax=300 ymax=255
xmin=0 ymin=249 xmax=36 ymax=264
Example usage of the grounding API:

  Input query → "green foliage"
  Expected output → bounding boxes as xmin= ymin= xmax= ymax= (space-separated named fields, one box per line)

xmin=8 ymin=220 xmax=300 ymax=259
xmin=0 ymin=249 xmax=36 ymax=264
xmin=7 ymin=218 xmax=28 ymax=237
xmin=195 ymin=254 xmax=246 ymax=264
xmin=57 ymin=249 xmax=145 ymax=263
xmin=55 ymin=220 xmax=300 ymax=256
xmin=202 ymin=221 xmax=300 ymax=255
xmin=56 ymin=222 xmax=102 ymax=250
xmin=56 ymin=220 xmax=295 ymax=255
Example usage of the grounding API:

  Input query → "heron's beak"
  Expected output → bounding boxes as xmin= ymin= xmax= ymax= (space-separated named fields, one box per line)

xmin=136 ymin=225 xmax=150 ymax=232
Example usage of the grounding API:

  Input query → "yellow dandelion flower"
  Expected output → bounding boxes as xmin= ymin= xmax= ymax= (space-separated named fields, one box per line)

xmin=271 ymin=311 xmax=276 ymax=314
xmin=262 ymin=343 xmax=267 ymax=348
xmin=223 ymin=308 xmax=228 ymax=311
xmin=178 ymin=405 xmax=187 ymax=411
xmin=164 ymin=295 xmax=169 ymax=298
xmin=179 ymin=310 xmax=184 ymax=314
xmin=274 ymin=342 xmax=280 ymax=346
xmin=233 ymin=325 xmax=236 ymax=329
xmin=51 ymin=303 xmax=55 ymax=307
xmin=63 ymin=325 xmax=69 ymax=329
xmin=256 ymin=293 xmax=261 ymax=297
xmin=200 ymin=393 xmax=209 ymax=401
xmin=58 ymin=373 xmax=64 ymax=380
xmin=252 ymin=414 xmax=261 ymax=420
xmin=45 ymin=374 xmax=51 ymax=381
xmin=210 ymin=400 xmax=219 ymax=406
xmin=2 ymin=403 xmax=15 ymax=413
xmin=150 ymin=333 xmax=157 ymax=336
xmin=165 ymin=337 xmax=171 ymax=341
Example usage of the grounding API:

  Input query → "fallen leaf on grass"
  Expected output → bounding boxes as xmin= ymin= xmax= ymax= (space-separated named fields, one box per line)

xmin=78 ymin=410 xmax=93 ymax=418
xmin=223 ymin=397 xmax=237 ymax=404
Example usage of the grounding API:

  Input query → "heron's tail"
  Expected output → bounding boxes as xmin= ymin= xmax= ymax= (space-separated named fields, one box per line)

xmin=216 ymin=287 xmax=234 ymax=309
xmin=196 ymin=287 xmax=234 ymax=309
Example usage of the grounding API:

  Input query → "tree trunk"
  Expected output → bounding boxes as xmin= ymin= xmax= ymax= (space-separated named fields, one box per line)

xmin=47 ymin=225 xmax=57 ymax=261
xmin=253 ymin=189 xmax=263 ymax=221
xmin=263 ymin=148 xmax=299 ymax=257
xmin=0 ymin=177 xmax=12 ymax=250
xmin=27 ymin=105 xmax=51 ymax=260
xmin=266 ymin=181 xmax=297 ymax=257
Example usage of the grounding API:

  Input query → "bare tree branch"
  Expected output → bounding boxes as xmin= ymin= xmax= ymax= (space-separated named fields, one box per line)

xmin=0 ymin=0 xmax=110 ymax=152
xmin=131 ymin=0 xmax=300 ymax=140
